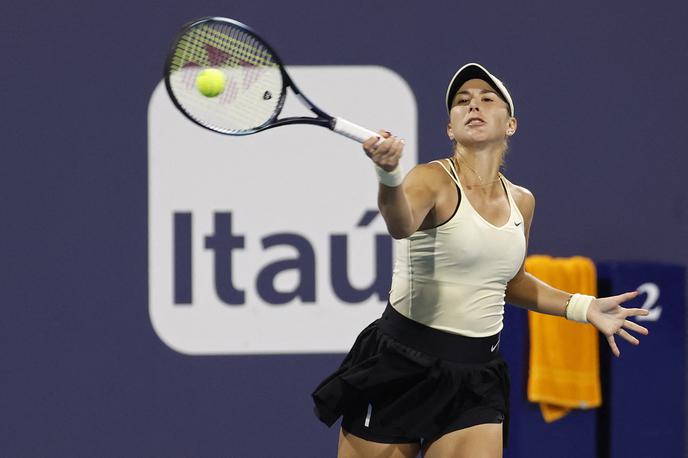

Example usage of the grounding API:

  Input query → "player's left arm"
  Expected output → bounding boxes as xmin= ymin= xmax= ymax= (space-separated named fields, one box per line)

xmin=504 ymin=186 xmax=569 ymax=315
xmin=504 ymin=184 xmax=650 ymax=357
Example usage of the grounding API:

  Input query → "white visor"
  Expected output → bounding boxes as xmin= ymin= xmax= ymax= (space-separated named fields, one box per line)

xmin=445 ymin=63 xmax=514 ymax=116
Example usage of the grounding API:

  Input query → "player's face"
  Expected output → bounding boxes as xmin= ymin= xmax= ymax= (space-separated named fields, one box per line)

xmin=448 ymin=79 xmax=514 ymax=146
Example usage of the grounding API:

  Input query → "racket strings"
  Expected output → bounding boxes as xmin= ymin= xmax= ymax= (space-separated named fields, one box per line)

xmin=167 ymin=20 xmax=284 ymax=133
xmin=170 ymin=25 xmax=273 ymax=70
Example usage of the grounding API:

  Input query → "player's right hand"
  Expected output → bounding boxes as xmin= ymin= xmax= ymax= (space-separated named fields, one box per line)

xmin=363 ymin=130 xmax=404 ymax=172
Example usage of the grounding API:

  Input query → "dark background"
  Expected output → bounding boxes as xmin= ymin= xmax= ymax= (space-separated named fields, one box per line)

xmin=2 ymin=0 xmax=687 ymax=456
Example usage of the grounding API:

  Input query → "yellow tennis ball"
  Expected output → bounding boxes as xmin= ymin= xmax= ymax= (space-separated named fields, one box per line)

xmin=195 ymin=68 xmax=226 ymax=97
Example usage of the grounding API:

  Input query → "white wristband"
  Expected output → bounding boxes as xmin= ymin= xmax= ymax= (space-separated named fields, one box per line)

xmin=565 ymin=293 xmax=594 ymax=323
xmin=375 ymin=165 xmax=403 ymax=187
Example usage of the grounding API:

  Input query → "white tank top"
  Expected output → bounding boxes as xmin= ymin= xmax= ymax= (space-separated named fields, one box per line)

xmin=389 ymin=159 xmax=526 ymax=337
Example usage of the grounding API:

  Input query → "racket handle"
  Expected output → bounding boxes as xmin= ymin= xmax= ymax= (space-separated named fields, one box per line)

xmin=332 ymin=117 xmax=381 ymax=144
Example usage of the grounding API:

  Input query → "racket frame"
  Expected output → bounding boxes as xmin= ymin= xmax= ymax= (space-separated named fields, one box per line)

xmin=164 ymin=16 xmax=334 ymax=136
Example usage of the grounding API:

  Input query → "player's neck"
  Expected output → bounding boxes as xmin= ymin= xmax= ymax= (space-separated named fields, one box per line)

xmin=453 ymin=145 xmax=503 ymax=193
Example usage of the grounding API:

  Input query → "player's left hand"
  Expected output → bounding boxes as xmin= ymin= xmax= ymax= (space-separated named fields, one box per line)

xmin=587 ymin=291 xmax=650 ymax=357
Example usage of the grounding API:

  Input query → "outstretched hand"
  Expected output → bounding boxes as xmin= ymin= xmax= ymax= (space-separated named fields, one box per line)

xmin=587 ymin=291 xmax=650 ymax=357
xmin=363 ymin=130 xmax=404 ymax=172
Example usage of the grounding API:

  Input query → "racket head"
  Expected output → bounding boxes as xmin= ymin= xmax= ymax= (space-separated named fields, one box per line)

xmin=164 ymin=17 xmax=288 ymax=135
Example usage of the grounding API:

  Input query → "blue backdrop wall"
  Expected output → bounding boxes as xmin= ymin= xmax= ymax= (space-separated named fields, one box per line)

xmin=2 ymin=0 xmax=687 ymax=456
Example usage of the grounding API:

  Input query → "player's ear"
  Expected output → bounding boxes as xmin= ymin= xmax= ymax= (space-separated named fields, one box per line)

xmin=506 ymin=117 xmax=517 ymax=136
xmin=447 ymin=123 xmax=455 ymax=142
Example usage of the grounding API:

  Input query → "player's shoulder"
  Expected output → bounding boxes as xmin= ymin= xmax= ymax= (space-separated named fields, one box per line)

xmin=502 ymin=175 xmax=535 ymax=212
xmin=413 ymin=158 xmax=451 ymax=173
xmin=405 ymin=159 xmax=452 ymax=187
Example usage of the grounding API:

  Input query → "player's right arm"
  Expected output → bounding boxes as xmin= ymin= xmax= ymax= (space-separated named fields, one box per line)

xmin=363 ymin=132 xmax=438 ymax=239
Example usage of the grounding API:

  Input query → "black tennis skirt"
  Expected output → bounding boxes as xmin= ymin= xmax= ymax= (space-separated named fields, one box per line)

xmin=312 ymin=303 xmax=510 ymax=448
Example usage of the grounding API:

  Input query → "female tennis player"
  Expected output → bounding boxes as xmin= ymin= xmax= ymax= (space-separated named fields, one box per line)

xmin=312 ymin=63 xmax=649 ymax=458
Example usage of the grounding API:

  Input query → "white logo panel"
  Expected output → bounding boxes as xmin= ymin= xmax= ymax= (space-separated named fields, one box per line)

xmin=148 ymin=66 xmax=417 ymax=354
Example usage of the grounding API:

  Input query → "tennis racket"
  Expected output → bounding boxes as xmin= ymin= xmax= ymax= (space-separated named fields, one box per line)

xmin=164 ymin=17 xmax=381 ymax=143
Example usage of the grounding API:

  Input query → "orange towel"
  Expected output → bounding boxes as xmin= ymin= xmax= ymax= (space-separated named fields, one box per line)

xmin=525 ymin=255 xmax=601 ymax=423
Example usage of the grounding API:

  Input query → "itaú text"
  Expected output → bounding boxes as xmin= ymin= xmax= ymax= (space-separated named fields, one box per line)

xmin=172 ymin=210 xmax=393 ymax=306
